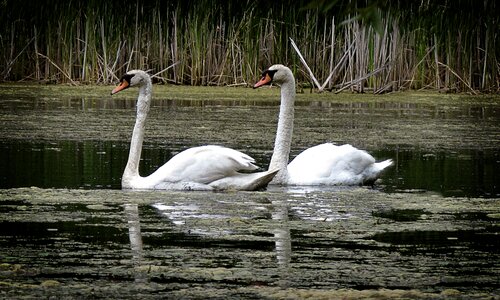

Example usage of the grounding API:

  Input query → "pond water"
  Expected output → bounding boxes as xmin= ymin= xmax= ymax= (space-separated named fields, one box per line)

xmin=1 ymin=141 xmax=499 ymax=198
xmin=0 ymin=85 xmax=499 ymax=298
xmin=0 ymin=89 xmax=498 ymax=197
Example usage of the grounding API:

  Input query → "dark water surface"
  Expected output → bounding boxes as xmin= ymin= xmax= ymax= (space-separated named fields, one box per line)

xmin=1 ymin=140 xmax=499 ymax=198
xmin=0 ymin=91 xmax=498 ymax=197
xmin=0 ymin=86 xmax=499 ymax=298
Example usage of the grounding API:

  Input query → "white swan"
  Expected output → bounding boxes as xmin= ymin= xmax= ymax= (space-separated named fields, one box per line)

xmin=111 ymin=70 xmax=277 ymax=191
xmin=253 ymin=64 xmax=393 ymax=185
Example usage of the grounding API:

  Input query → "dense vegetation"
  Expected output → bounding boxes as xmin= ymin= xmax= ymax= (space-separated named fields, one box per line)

xmin=1 ymin=0 xmax=498 ymax=92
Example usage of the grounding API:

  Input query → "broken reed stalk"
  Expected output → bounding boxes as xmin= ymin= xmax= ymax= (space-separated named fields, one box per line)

xmin=335 ymin=64 xmax=389 ymax=94
xmin=437 ymin=62 xmax=477 ymax=95
xmin=36 ymin=52 xmax=77 ymax=85
xmin=290 ymin=38 xmax=322 ymax=91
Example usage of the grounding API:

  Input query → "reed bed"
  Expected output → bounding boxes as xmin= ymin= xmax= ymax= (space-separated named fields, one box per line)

xmin=1 ymin=0 xmax=498 ymax=93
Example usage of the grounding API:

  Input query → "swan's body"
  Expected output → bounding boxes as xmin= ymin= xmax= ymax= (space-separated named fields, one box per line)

xmin=112 ymin=70 xmax=277 ymax=191
xmin=287 ymin=143 xmax=393 ymax=185
xmin=254 ymin=64 xmax=392 ymax=186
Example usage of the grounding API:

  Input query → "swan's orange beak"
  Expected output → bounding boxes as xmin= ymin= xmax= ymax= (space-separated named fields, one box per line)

xmin=111 ymin=80 xmax=130 ymax=95
xmin=253 ymin=73 xmax=272 ymax=89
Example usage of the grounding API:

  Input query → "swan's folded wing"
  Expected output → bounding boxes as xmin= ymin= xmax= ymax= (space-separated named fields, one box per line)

xmin=287 ymin=143 xmax=377 ymax=185
xmin=148 ymin=145 xmax=259 ymax=184
xmin=287 ymin=143 xmax=347 ymax=178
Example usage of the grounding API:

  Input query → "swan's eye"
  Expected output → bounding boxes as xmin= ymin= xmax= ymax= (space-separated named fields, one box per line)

xmin=261 ymin=69 xmax=277 ymax=80
xmin=267 ymin=69 xmax=278 ymax=79
xmin=121 ymin=73 xmax=135 ymax=83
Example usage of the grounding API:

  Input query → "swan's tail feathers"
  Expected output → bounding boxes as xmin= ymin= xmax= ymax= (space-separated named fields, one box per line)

xmin=209 ymin=169 xmax=279 ymax=191
xmin=246 ymin=169 xmax=280 ymax=191
xmin=363 ymin=159 xmax=393 ymax=186
xmin=375 ymin=159 xmax=393 ymax=172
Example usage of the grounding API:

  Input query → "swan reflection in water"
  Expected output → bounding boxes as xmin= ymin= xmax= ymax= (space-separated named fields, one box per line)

xmin=124 ymin=203 xmax=147 ymax=283
xmin=123 ymin=188 xmax=353 ymax=285
xmin=272 ymin=201 xmax=292 ymax=288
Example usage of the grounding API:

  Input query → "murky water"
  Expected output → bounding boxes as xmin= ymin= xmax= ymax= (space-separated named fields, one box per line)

xmin=0 ymin=85 xmax=499 ymax=298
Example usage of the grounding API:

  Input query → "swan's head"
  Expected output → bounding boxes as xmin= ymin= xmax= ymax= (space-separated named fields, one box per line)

xmin=253 ymin=64 xmax=293 ymax=88
xmin=111 ymin=70 xmax=150 ymax=95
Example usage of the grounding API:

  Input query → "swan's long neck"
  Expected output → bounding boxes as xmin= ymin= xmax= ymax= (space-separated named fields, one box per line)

xmin=123 ymin=80 xmax=152 ymax=186
xmin=269 ymin=79 xmax=295 ymax=184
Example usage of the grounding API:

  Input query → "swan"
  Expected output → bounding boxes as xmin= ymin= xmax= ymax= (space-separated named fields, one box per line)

xmin=253 ymin=64 xmax=393 ymax=185
xmin=111 ymin=70 xmax=277 ymax=191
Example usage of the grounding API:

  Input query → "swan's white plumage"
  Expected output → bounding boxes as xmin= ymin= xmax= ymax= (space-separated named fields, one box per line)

xmin=112 ymin=70 xmax=277 ymax=191
xmin=149 ymin=145 xmax=258 ymax=184
xmin=254 ymin=64 xmax=392 ymax=186
xmin=287 ymin=143 xmax=392 ymax=185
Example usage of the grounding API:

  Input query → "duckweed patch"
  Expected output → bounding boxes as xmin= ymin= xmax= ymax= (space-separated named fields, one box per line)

xmin=372 ymin=208 xmax=428 ymax=222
